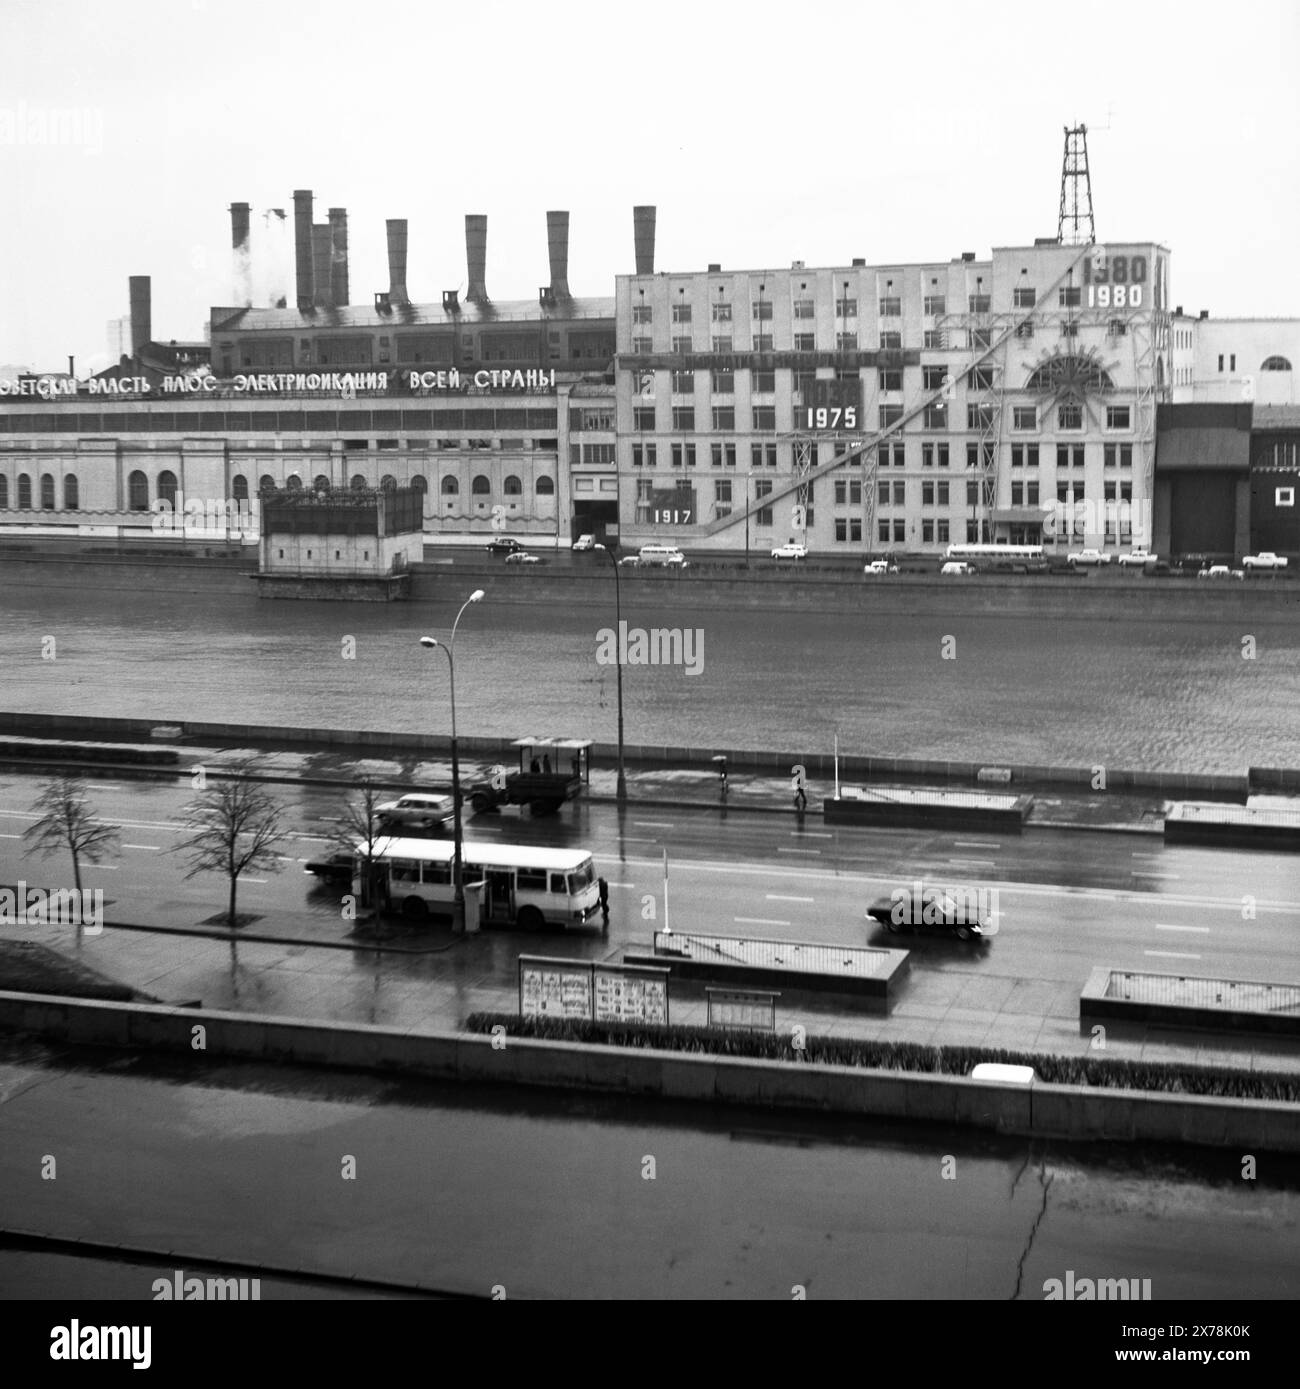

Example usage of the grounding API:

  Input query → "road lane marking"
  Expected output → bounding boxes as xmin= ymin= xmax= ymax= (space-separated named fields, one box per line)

xmin=767 ymin=894 xmax=815 ymax=903
xmin=607 ymin=882 xmax=634 ymax=889
xmin=955 ymin=840 xmax=1001 ymax=850
xmin=243 ymin=878 xmax=269 ymax=885
xmin=735 ymin=917 xmax=792 ymax=927
xmin=791 ymin=831 xmax=833 ymax=839
xmin=618 ymin=836 xmax=662 ymax=843
xmin=0 ymin=833 xmax=20 ymax=839
xmin=1131 ymin=871 xmax=1181 ymax=880
xmin=634 ymin=821 xmax=675 ymax=829
xmin=123 ymin=844 xmax=161 ymax=851
xmin=1156 ymin=923 xmax=1210 ymax=934
xmin=777 ymin=847 xmax=822 ymax=855
xmin=948 ymin=858 xmax=995 ymax=868
xmin=1143 ymin=949 xmax=1202 ymax=960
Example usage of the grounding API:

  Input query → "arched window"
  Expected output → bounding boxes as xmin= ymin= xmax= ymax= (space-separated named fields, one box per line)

xmin=313 ymin=474 xmax=331 ymax=493
xmin=471 ymin=475 xmax=491 ymax=496
xmin=157 ymin=470 xmax=178 ymax=507
xmin=285 ymin=474 xmax=303 ymax=491
xmin=0 ymin=476 xmax=8 ymax=508
xmin=441 ymin=476 xmax=460 ymax=496
xmin=259 ymin=474 xmax=276 ymax=495
xmin=1024 ymin=354 xmax=1115 ymax=393
xmin=128 ymin=470 xmax=149 ymax=510
xmin=1262 ymin=356 xmax=1293 ymax=372
xmin=40 ymin=473 xmax=55 ymax=509
xmin=535 ymin=475 xmax=555 ymax=495
xmin=231 ymin=474 xmax=249 ymax=502
xmin=350 ymin=474 xmax=367 ymax=490
xmin=410 ymin=474 xmax=427 ymax=495
xmin=63 ymin=474 xmax=79 ymax=509
xmin=380 ymin=474 xmax=397 ymax=490
xmin=503 ymin=474 xmax=522 ymax=496
xmin=17 ymin=475 xmax=31 ymax=509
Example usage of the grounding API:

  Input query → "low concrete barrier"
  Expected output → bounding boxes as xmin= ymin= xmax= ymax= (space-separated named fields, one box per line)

xmin=1 ymin=989 xmax=1298 ymax=1152
xmin=1081 ymin=965 xmax=1300 ymax=1037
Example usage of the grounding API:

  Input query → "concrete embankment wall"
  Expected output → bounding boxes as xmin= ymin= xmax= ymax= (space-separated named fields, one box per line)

xmin=1 ymin=990 xmax=1297 ymax=1152
xmin=1 ymin=545 xmax=1296 ymax=619
xmin=0 ymin=710 xmax=1261 ymax=800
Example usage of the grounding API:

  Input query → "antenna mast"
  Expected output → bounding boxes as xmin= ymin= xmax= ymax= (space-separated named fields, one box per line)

xmin=1057 ymin=123 xmax=1096 ymax=245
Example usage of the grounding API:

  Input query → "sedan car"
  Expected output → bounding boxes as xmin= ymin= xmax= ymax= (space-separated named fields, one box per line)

xmin=374 ymin=793 xmax=455 ymax=831
xmin=304 ymin=851 xmax=355 ymax=884
xmin=1242 ymin=552 xmax=1288 ymax=570
xmin=617 ymin=555 xmax=641 ymax=567
xmin=1067 ymin=548 xmax=1111 ymax=567
xmin=1117 ymin=549 xmax=1157 ymax=567
xmin=1197 ymin=564 xmax=1238 ymax=579
xmin=940 ymin=560 xmax=974 ymax=576
xmin=866 ymin=884 xmax=997 ymax=941
xmin=864 ymin=559 xmax=899 ymax=575
xmin=771 ymin=543 xmax=808 ymax=560
xmin=485 ymin=537 xmax=521 ymax=555
xmin=504 ymin=551 xmax=542 ymax=565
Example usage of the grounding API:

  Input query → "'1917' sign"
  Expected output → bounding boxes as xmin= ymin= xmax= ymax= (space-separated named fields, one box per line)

xmin=648 ymin=488 xmax=696 ymax=525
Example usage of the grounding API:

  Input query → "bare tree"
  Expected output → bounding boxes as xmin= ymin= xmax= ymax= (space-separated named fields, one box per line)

xmin=173 ymin=762 xmax=288 ymax=928
xmin=23 ymin=773 xmax=121 ymax=893
xmin=329 ymin=783 xmax=397 ymax=913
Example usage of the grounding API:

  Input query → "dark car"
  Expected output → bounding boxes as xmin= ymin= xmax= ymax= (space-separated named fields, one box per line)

xmin=485 ymin=537 xmax=521 ymax=555
xmin=866 ymin=883 xmax=997 ymax=941
xmin=304 ymin=851 xmax=354 ymax=885
xmin=1144 ymin=561 xmax=1176 ymax=578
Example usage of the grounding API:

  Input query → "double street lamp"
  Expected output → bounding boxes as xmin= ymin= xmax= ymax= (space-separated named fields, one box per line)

xmin=420 ymin=588 xmax=484 ymax=928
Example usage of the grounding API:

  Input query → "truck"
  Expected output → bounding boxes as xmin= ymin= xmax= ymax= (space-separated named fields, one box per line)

xmin=468 ymin=737 xmax=592 ymax=816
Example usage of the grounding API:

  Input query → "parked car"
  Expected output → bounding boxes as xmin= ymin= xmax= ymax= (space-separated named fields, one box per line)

xmin=485 ymin=537 xmax=521 ymax=555
xmin=304 ymin=850 xmax=355 ymax=884
xmin=1242 ymin=552 xmax=1288 ymax=570
xmin=571 ymin=534 xmax=599 ymax=551
xmin=1117 ymin=549 xmax=1157 ymax=567
xmin=1144 ymin=561 xmax=1176 ymax=578
xmin=864 ymin=559 xmax=899 ymax=575
xmin=617 ymin=555 xmax=641 ymax=567
xmin=1197 ymin=564 xmax=1237 ymax=580
xmin=771 ymin=542 xmax=808 ymax=560
xmin=1067 ymin=548 xmax=1111 ymax=567
xmin=866 ymin=884 xmax=996 ymax=942
xmin=940 ymin=560 xmax=974 ymax=576
xmin=504 ymin=551 xmax=542 ymax=565
xmin=637 ymin=544 xmax=688 ymax=567
xmin=374 ymin=793 xmax=456 ymax=832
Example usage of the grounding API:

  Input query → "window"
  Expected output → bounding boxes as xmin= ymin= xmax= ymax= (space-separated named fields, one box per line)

xmin=411 ymin=474 xmax=428 ymax=496
xmin=672 ymin=335 xmax=692 ymax=354
xmin=879 ymin=405 xmax=903 ymax=428
xmin=1108 ymin=319 xmax=1127 ymax=337
xmin=632 ymin=443 xmax=656 ymax=468
xmin=632 ymin=303 xmax=652 ymax=324
xmin=877 ymin=479 xmax=890 ymax=504
xmin=686 ymin=443 xmax=696 ymax=467
xmin=1106 ymin=406 xmax=1131 ymax=430
xmin=924 ymin=404 xmax=948 ymax=430
xmin=1276 ymin=486 xmax=1295 ymax=506
xmin=878 ymin=519 xmax=891 ymax=543
xmin=879 ymin=369 xmax=902 ymax=392
xmin=836 ymin=296 xmax=858 ymax=316
xmin=751 ymin=300 xmax=773 ymax=320
xmin=879 ymin=331 xmax=902 ymax=350
xmin=884 ymin=443 xmax=905 ymax=468
xmin=632 ymin=336 xmax=652 ymax=354
xmin=0 ymin=476 xmax=6 ymax=508
xmin=968 ymin=480 xmax=979 ymax=505
xmin=923 ymin=294 xmax=945 ymax=315
xmin=968 ymin=295 xmax=990 ymax=314
xmin=1056 ymin=444 xmax=1085 ymax=470
xmin=1104 ymin=443 xmax=1133 ymax=469
xmin=834 ymin=480 xmax=862 ymax=504
xmin=924 ymin=330 xmax=946 ymax=349
xmin=1058 ymin=403 xmax=1083 ymax=430
xmin=967 ymin=442 xmax=993 ymax=469
xmin=752 ymin=406 xmax=776 ymax=430
xmin=441 ymin=475 xmax=459 ymax=495
xmin=39 ymin=473 xmax=55 ymax=509
xmin=671 ymin=301 xmax=692 ymax=323
xmin=712 ymin=407 xmax=735 ymax=430
xmin=1011 ymin=481 xmax=1024 ymax=506
xmin=969 ymin=328 xmax=991 ymax=349
xmin=671 ymin=370 xmax=694 ymax=394
xmin=753 ymin=332 xmax=774 ymax=351
xmin=63 ymin=474 xmax=79 ymax=509
xmin=878 ymin=297 xmax=900 ymax=317
xmin=968 ymin=365 xmax=993 ymax=392
xmin=967 ymin=404 xmax=994 ymax=430
xmin=634 ymin=406 xmax=656 ymax=431
xmin=893 ymin=481 xmax=905 ymax=504
xmin=834 ymin=517 xmax=863 ymax=542
xmin=793 ymin=298 xmax=815 ymax=319
xmin=380 ymin=474 xmax=397 ymax=490
xmin=712 ymin=369 xmax=735 ymax=394
xmin=711 ymin=443 xmax=724 ymax=468
xmin=936 ymin=519 xmax=950 ymax=543
xmin=672 ymin=406 xmax=695 ymax=431
xmin=711 ymin=301 xmax=732 ymax=322
xmin=793 ymin=332 xmax=816 ymax=352
xmin=711 ymin=335 xmax=732 ymax=353
xmin=471 ymin=475 xmax=490 ymax=497
xmin=1231 ymin=355 xmax=1236 ymax=371
xmin=1015 ymin=322 xmax=1034 ymax=340
xmin=923 ymin=366 xmax=948 ymax=390
xmin=1011 ymin=443 xmax=1040 ymax=468
xmin=752 ymin=370 xmax=775 ymax=393
xmin=1059 ymin=285 xmax=1081 ymax=307
xmin=716 ymin=479 xmax=732 ymax=504
xmin=127 ymin=470 xmax=148 ymax=511
xmin=937 ymin=482 xmax=950 ymax=505
xmin=157 ymin=470 xmax=178 ymax=507
xmin=503 ymin=475 xmax=522 ymax=496
xmin=232 ymin=475 xmax=249 ymax=502
xmin=1026 ymin=481 xmax=1039 ymax=505
xmin=922 ymin=518 xmax=934 ymax=542
xmin=1262 ymin=356 xmax=1293 ymax=371
xmin=755 ymin=479 xmax=773 ymax=525
xmin=922 ymin=481 xmax=935 ymax=506
xmin=1012 ymin=407 xmax=1037 ymax=431
xmin=1060 ymin=321 xmax=1080 ymax=338
xmin=1013 ymin=286 xmax=1036 ymax=308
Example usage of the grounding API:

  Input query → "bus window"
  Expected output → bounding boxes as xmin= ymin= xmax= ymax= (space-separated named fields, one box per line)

xmin=517 ymin=868 xmax=548 ymax=891
xmin=568 ymin=862 xmax=594 ymax=894
xmin=423 ymin=862 xmax=452 ymax=885
xmin=550 ymin=873 xmax=567 ymax=894
xmin=391 ymin=859 xmax=421 ymax=884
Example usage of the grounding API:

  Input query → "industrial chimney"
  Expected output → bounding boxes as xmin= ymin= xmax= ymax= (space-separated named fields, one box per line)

xmin=328 ymin=207 xmax=349 ymax=308
xmin=311 ymin=225 xmax=333 ymax=309
xmin=546 ymin=210 xmax=570 ymax=298
xmin=633 ymin=205 xmax=656 ymax=276
xmin=230 ymin=202 xmax=252 ymax=307
xmin=465 ymin=214 xmax=488 ymax=304
xmin=293 ymin=189 xmax=314 ymax=311
xmin=128 ymin=276 xmax=152 ymax=357
xmin=386 ymin=219 xmax=409 ymax=305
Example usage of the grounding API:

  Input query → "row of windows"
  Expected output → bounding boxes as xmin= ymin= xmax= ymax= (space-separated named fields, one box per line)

xmin=0 ymin=473 xmax=79 ymax=509
xmin=641 ymin=293 xmax=1054 ymax=325
xmin=0 ymin=408 xmax=560 ymax=435
xmin=630 ymin=401 xmax=1132 ymax=434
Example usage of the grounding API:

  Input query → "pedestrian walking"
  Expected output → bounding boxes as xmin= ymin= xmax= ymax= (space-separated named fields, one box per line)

xmin=794 ymin=784 xmax=807 ymax=812
xmin=598 ymin=876 xmax=610 ymax=927
xmin=542 ymin=754 xmax=552 ymax=773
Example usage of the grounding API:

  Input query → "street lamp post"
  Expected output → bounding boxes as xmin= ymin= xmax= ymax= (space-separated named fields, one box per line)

xmin=420 ymin=588 xmax=484 ymax=928
xmin=599 ymin=546 xmax=627 ymax=802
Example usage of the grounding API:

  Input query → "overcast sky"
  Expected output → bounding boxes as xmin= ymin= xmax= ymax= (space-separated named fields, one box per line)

xmin=2 ymin=0 xmax=1297 ymax=372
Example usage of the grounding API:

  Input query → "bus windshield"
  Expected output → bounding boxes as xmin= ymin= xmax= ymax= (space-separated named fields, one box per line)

xmin=567 ymin=860 xmax=595 ymax=894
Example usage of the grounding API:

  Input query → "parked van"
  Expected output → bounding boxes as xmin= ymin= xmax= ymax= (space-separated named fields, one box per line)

xmin=637 ymin=544 xmax=688 ymax=567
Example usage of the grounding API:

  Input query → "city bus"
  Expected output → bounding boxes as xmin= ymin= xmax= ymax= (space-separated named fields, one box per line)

xmin=354 ymin=835 xmax=601 ymax=929
xmin=943 ymin=543 xmax=1047 ymax=573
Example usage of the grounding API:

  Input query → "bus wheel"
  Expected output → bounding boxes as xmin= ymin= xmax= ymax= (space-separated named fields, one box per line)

xmin=516 ymin=906 xmax=544 ymax=931
xmin=402 ymin=896 xmax=428 ymax=919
